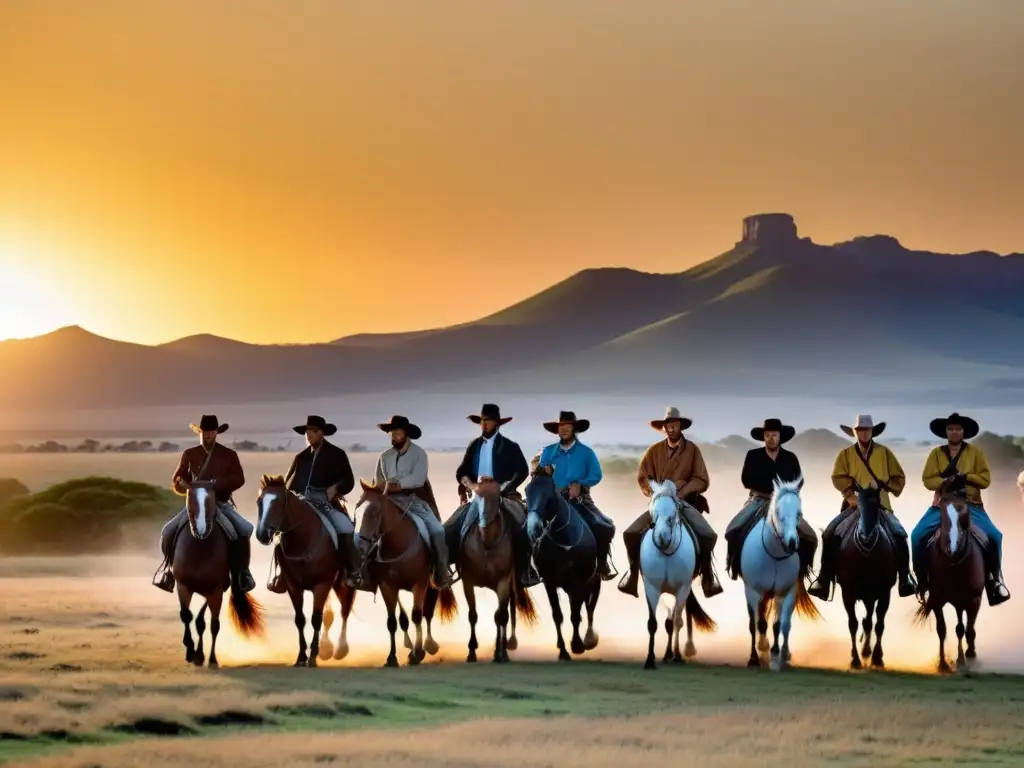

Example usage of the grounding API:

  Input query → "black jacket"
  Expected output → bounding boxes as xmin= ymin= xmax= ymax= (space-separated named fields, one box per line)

xmin=455 ymin=433 xmax=529 ymax=493
xmin=285 ymin=440 xmax=355 ymax=498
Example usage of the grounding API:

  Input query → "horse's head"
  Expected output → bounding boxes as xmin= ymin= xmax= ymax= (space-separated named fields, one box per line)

xmin=185 ymin=480 xmax=217 ymax=540
xmin=855 ymin=481 xmax=882 ymax=534
xmin=938 ymin=493 xmax=970 ymax=557
xmin=648 ymin=479 xmax=679 ymax=551
xmin=525 ymin=465 xmax=557 ymax=540
xmin=768 ymin=475 xmax=803 ymax=555
xmin=473 ymin=477 xmax=502 ymax=529
xmin=255 ymin=474 xmax=288 ymax=545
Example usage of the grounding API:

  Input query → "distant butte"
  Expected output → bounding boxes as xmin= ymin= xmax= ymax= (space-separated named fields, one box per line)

xmin=737 ymin=213 xmax=809 ymax=247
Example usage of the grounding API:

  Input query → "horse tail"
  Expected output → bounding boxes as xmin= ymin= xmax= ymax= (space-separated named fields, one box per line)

xmin=685 ymin=592 xmax=717 ymax=633
xmin=514 ymin=581 xmax=539 ymax=628
xmin=437 ymin=586 xmax=459 ymax=623
xmin=228 ymin=585 xmax=267 ymax=638
xmin=794 ymin=579 xmax=822 ymax=621
xmin=912 ymin=599 xmax=932 ymax=626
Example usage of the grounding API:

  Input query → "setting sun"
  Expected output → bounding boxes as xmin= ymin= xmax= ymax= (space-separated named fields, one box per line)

xmin=0 ymin=247 xmax=78 ymax=341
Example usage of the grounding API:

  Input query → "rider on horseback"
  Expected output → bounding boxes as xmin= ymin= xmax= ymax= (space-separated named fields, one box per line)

xmin=274 ymin=415 xmax=365 ymax=591
xmin=154 ymin=415 xmax=256 ymax=593
xmin=444 ymin=403 xmax=542 ymax=589
xmin=535 ymin=411 xmax=617 ymax=581
xmin=912 ymin=412 xmax=1009 ymax=606
xmin=619 ymin=407 xmax=723 ymax=599
xmin=807 ymin=415 xmax=916 ymax=601
xmin=723 ymin=418 xmax=817 ymax=581
xmin=373 ymin=415 xmax=453 ymax=590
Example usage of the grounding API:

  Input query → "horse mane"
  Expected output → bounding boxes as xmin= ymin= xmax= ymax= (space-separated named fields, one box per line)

xmin=649 ymin=479 xmax=678 ymax=501
xmin=260 ymin=474 xmax=287 ymax=489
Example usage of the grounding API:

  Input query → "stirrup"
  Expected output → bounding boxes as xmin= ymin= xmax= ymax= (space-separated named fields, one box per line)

xmin=153 ymin=570 xmax=175 ymax=593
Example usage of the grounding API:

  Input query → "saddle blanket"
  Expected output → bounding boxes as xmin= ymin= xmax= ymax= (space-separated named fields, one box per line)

xmin=297 ymin=494 xmax=347 ymax=551
xmin=386 ymin=493 xmax=435 ymax=552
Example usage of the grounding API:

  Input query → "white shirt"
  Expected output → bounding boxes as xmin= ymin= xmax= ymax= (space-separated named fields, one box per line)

xmin=374 ymin=442 xmax=429 ymax=489
xmin=477 ymin=435 xmax=496 ymax=481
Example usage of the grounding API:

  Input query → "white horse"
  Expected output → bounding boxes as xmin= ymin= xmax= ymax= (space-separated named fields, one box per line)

xmin=738 ymin=476 xmax=821 ymax=671
xmin=640 ymin=479 xmax=718 ymax=670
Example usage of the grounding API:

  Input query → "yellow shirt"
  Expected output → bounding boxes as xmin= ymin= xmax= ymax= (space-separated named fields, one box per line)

xmin=922 ymin=442 xmax=990 ymax=507
xmin=831 ymin=441 xmax=906 ymax=512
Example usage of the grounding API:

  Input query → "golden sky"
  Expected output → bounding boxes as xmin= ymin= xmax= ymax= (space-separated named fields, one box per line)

xmin=1 ymin=1 xmax=1022 ymax=344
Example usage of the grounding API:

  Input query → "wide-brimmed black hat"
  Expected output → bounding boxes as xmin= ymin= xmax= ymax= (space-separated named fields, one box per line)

xmin=293 ymin=415 xmax=337 ymax=436
xmin=930 ymin=412 xmax=979 ymax=440
xmin=468 ymin=403 xmax=512 ymax=426
xmin=751 ymin=418 xmax=795 ymax=444
xmin=543 ymin=410 xmax=590 ymax=434
xmin=190 ymin=415 xmax=229 ymax=435
xmin=378 ymin=415 xmax=422 ymax=440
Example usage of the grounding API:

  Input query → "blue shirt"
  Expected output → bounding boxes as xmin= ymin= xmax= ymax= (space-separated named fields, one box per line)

xmin=538 ymin=441 xmax=602 ymax=489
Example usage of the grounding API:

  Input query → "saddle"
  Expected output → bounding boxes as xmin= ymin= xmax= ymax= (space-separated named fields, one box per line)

xmin=925 ymin=525 xmax=989 ymax=553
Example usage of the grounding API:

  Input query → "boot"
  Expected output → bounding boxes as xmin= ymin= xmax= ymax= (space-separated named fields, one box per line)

xmin=597 ymin=542 xmax=617 ymax=581
xmin=724 ymin=532 xmax=739 ymax=580
xmin=515 ymin=528 xmax=542 ymax=588
xmin=984 ymin=547 xmax=1010 ymax=607
xmin=895 ymin=537 xmax=917 ymax=598
xmin=806 ymin=536 xmax=836 ymax=601
xmin=700 ymin=552 xmax=723 ymax=598
xmin=267 ymin=548 xmax=288 ymax=594
xmin=231 ymin=538 xmax=257 ymax=593
xmin=153 ymin=520 xmax=180 ymax=592
xmin=430 ymin=534 xmax=453 ymax=590
xmin=339 ymin=533 xmax=366 ymax=590
xmin=617 ymin=538 xmax=641 ymax=597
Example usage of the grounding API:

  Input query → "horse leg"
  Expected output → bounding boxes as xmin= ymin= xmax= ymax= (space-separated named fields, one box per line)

xmin=207 ymin=590 xmax=223 ymax=669
xmin=308 ymin=582 xmax=331 ymax=668
xmin=744 ymin=585 xmax=761 ymax=668
xmin=193 ymin=601 xmax=208 ymax=667
xmin=422 ymin=588 xmax=440 ymax=656
xmin=464 ymin=580 xmax=479 ymax=663
xmin=935 ymin=605 xmax=951 ymax=673
xmin=176 ymin=583 xmax=196 ymax=664
xmin=583 ymin=581 xmax=600 ymax=651
xmin=772 ymin=588 xmax=798 ymax=672
xmin=408 ymin=582 xmax=427 ymax=665
xmin=545 ymin=581 xmax=570 ymax=661
xmin=644 ymin=578 xmax=659 ymax=670
xmin=494 ymin=579 xmax=511 ymax=663
xmin=398 ymin=597 xmax=413 ymax=651
xmin=955 ymin=607 xmax=966 ymax=669
xmin=842 ymin=591 xmax=861 ymax=670
xmin=757 ymin=595 xmax=770 ymax=653
xmin=671 ymin=588 xmax=687 ymax=664
xmin=288 ymin=586 xmax=308 ymax=667
xmin=860 ymin=597 xmax=875 ymax=659
xmin=770 ymin=596 xmax=783 ymax=661
xmin=871 ymin=591 xmax=889 ymax=669
xmin=684 ymin=606 xmax=697 ymax=658
xmin=965 ymin=596 xmax=980 ymax=661
xmin=662 ymin=614 xmax=673 ymax=663
xmin=507 ymin=574 xmax=519 ymax=652
xmin=569 ymin=591 xmax=585 ymax=656
xmin=381 ymin=583 xmax=400 ymax=668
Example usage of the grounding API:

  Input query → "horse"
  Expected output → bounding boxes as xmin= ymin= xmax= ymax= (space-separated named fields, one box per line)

xmin=737 ymin=475 xmax=821 ymax=671
xmin=456 ymin=478 xmax=538 ymax=663
xmin=639 ymin=479 xmax=717 ymax=670
xmin=835 ymin=483 xmax=896 ymax=670
xmin=524 ymin=466 xmax=601 ymax=661
xmin=254 ymin=475 xmax=356 ymax=668
xmin=913 ymin=481 xmax=986 ymax=673
xmin=170 ymin=480 xmax=265 ymax=667
xmin=355 ymin=479 xmax=458 ymax=667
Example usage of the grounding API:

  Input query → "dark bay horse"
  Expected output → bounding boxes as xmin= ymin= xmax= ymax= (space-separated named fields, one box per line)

xmin=254 ymin=475 xmax=356 ymax=667
xmin=913 ymin=482 xmax=985 ymax=673
xmin=835 ymin=483 xmax=896 ymax=669
xmin=356 ymin=479 xmax=458 ymax=667
xmin=171 ymin=481 xmax=265 ymax=667
xmin=524 ymin=466 xmax=601 ymax=661
xmin=456 ymin=479 xmax=538 ymax=663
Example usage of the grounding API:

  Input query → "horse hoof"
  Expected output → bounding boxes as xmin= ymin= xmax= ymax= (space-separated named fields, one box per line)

xmin=333 ymin=642 xmax=350 ymax=661
xmin=192 ymin=653 xmax=205 ymax=667
xmin=583 ymin=629 xmax=598 ymax=651
xmin=684 ymin=641 xmax=697 ymax=658
xmin=861 ymin=647 xmax=871 ymax=659
xmin=558 ymin=650 xmax=572 ymax=662
xmin=757 ymin=637 xmax=770 ymax=652
xmin=938 ymin=660 xmax=952 ymax=674
xmin=663 ymin=652 xmax=673 ymax=664
xmin=769 ymin=657 xmax=782 ymax=672
xmin=966 ymin=649 xmax=977 ymax=660
xmin=308 ymin=656 xmax=319 ymax=668
xmin=384 ymin=657 xmax=399 ymax=668
xmin=294 ymin=659 xmax=307 ymax=668
xmin=870 ymin=655 xmax=884 ymax=669
xmin=850 ymin=657 xmax=863 ymax=670
xmin=318 ymin=641 xmax=334 ymax=662
xmin=501 ymin=652 xmax=510 ymax=663
xmin=747 ymin=656 xmax=761 ymax=668
xmin=644 ymin=659 xmax=657 ymax=670
xmin=208 ymin=660 xmax=219 ymax=670
xmin=672 ymin=653 xmax=685 ymax=665
xmin=505 ymin=636 xmax=518 ymax=652
xmin=466 ymin=652 xmax=477 ymax=663
xmin=570 ymin=638 xmax=585 ymax=655
xmin=424 ymin=638 xmax=440 ymax=656
xmin=184 ymin=649 xmax=195 ymax=664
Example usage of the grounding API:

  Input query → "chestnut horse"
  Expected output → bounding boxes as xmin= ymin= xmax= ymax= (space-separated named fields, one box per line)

xmin=456 ymin=479 xmax=538 ymax=663
xmin=356 ymin=479 xmax=458 ymax=667
xmin=835 ymin=483 xmax=897 ymax=669
xmin=171 ymin=480 xmax=265 ymax=667
xmin=254 ymin=475 xmax=356 ymax=667
xmin=913 ymin=482 xmax=985 ymax=673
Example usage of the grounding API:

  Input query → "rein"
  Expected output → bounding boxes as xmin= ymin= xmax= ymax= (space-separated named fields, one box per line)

xmin=760 ymin=502 xmax=797 ymax=563
xmin=531 ymin=493 xmax=587 ymax=553
xmin=355 ymin=490 xmax=422 ymax=566
xmin=475 ymin=495 xmax=509 ymax=553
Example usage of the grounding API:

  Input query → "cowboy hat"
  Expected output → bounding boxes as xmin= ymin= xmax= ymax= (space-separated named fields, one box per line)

xmin=751 ymin=418 xmax=795 ymax=444
xmin=293 ymin=415 xmax=338 ymax=437
xmin=650 ymin=406 xmax=692 ymax=432
xmin=190 ymin=415 xmax=229 ymax=435
xmin=839 ymin=414 xmax=886 ymax=438
xmin=378 ymin=414 xmax=422 ymax=440
xmin=930 ymin=412 xmax=979 ymax=440
xmin=543 ymin=410 xmax=590 ymax=434
xmin=467 ymin=403 xmax=512 ymax=426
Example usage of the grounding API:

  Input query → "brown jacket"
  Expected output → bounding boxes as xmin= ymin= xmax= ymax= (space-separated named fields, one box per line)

xmin=172 ymin=442 xmax=245 ymax=504
xmin=637 ymin=439 xmax=709 ymax=500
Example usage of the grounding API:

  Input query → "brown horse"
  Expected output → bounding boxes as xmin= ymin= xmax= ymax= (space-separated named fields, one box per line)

xmin=913 ymin=483 xmax=986 ymax=673
xmin=171 ymin=481 xmax=265 ymax=666
xmin=456 ymin=479 xmax=538 ymax=663
xmin=254 ymin=475 xmax=356 ymax=667
xmin=835 ymin=483 xmax=897 ymax=669
xmin=356 ymin=479 xmax=458 ymax=666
